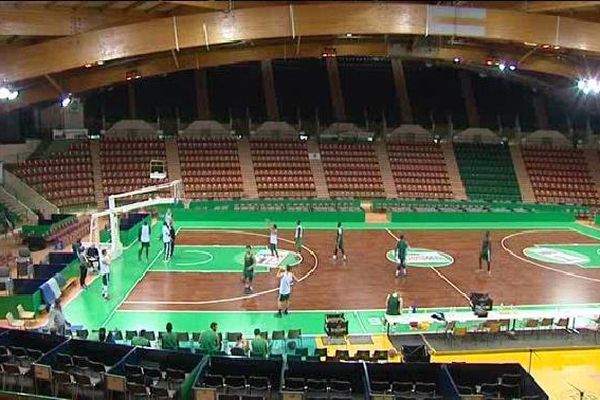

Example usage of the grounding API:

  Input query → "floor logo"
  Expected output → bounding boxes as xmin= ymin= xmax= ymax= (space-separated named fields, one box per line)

xmin=523 ymin=246 xmax=590 ymax=266
xmin=254 ymin=248 xmax=301 ymax=269
xmin=385 ymin=248 xmax=454 ymax=268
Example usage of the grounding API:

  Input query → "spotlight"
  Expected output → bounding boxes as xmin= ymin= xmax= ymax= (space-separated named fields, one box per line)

xmin=126 ymin=70 xmax=141 ymax=81
xmin=553 ymin=45 xmax=560 ymax=50
xmin=577 ymin=78 xmax=600 ymax=95
xmin=345 ymin=33 xmax=353 ymax=38
xmin=508 ymin=64 xmax=517 ymax=71
xmin=61 ymin=94 xmax=72 ymax=108
xmin=0 ymin=86 xmax=18 ymax=101
xmin=498 ymin=63 xmax=506 ymax=71
xmin=453 ymin=57 xmax=461 ymax=64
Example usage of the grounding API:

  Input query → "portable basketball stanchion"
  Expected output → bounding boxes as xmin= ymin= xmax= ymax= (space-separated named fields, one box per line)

xmin=88 ymin=180 xmax=182 ymax=259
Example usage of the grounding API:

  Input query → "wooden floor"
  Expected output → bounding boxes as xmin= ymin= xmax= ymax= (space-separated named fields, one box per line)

xmin=121 ymin=228 xmax=600 ymax=311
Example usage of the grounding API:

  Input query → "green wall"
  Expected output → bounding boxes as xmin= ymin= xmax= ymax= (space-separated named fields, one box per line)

xmin=391 ymin=211 xmax=576 ymax=223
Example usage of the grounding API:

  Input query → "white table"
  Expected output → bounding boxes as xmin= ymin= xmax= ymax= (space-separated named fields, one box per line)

xmin=384 ymin=306 xmax=600 ymax=336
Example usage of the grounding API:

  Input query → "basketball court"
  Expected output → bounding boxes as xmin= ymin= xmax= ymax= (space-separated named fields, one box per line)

xmin=63 ymin=219 xmax=600 ymax=336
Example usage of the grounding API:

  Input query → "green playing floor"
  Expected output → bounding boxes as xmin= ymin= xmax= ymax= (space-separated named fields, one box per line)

xmin=150 ymin=245 xmax=300 ymax=273
xmin=63 ymin=220 xmax=600 ymax=336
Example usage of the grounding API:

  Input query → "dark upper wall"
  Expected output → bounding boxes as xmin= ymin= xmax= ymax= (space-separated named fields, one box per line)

xmin=11 ymin=57 xmax=600 ymax=137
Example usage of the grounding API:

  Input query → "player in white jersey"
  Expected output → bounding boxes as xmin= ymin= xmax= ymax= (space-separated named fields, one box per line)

xmin=138 ymin=220 xmax=151 ymax=262
xmin=100 ymin=249 xmax=111 ymax=300
xmin=269 ymin=224 xmax=279 ymax=258
xmin=275 ymin=264 xmax=299 ymax=318
xmin=294 ymin=220 xmax=304 ymax=255
xmin=162 ymin=222 xmax=172 ymax=262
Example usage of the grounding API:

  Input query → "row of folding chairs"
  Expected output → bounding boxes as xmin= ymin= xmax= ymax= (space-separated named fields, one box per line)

xmin=180 ymin=156 xmax=239 ymax=163
xmin=182 ymin=171 xmax=242 ymax=177
xmin=255 ymin=175 xmax=314 ymax=181
xmin=321 ymin=157 xmax=379 ymax=164
xmin=18 ymin=164 xmax=92 ymax=176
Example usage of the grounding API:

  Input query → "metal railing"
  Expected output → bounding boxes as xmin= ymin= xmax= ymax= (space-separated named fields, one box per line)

xmin=0 ymin=186 xmax=38 ymax=224
xmin=3 ymin=170 xmax=58 ymax=217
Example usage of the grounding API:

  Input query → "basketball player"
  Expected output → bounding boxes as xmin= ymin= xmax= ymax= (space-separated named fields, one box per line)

xmin=294 ymin=220 xmax=304 ymax=255
xmin=275 ymin=265 xmax=299 ymax=317
xmin=269 ymin=224 xmax=279 ymax=258
xmin=162 ymin=221 xmax=172 ymax=262
xmin=243 ymin=245 xmax=256 ymax=294
xmin=479 ymin=231 xmax=492 ymax=273
xmin=100 ymin=248 xmax=111 ymax=300
xmin=333 ymin=222 xmax=347 ymax=261
xmin=395 ymin=234 xmax=408 ymax=277
xmin=138 ymin=220 xmax=151 ymax=262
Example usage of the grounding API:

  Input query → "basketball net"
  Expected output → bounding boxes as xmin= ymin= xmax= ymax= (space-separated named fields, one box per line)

xmin=88 ymin=180 xmax=182 ymax=259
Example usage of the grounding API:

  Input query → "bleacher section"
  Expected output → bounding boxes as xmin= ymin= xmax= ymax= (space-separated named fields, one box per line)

xmin=454 ymin=143 xmax=522 ymax=202
xmin=250 ymin=139 xmax=316 ymax=198
xmin=386 ymin=142 xmax=453 ymax=199
xmin=319 ymin=143 xmax=385 ymax=198
xmin=14 ymin=142 xmax=95 ymax=208
xmin=178 ymin=137 xmax=243 ymax=199
xmin=0 ymin=326 xmax=549 ymax=399
xmin=521 ymin=146 xmax=599 ymax=205
xmin=99 ymin=138 xmax=168 ymax=202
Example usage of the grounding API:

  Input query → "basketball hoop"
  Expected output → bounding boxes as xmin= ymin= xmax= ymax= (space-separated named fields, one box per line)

xmin=89 ymin=180 xmax=182 ymax=259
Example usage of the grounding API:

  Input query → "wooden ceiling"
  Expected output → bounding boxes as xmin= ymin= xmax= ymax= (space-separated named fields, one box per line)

xmin=2 ymin=1 xmax=600 ymax=110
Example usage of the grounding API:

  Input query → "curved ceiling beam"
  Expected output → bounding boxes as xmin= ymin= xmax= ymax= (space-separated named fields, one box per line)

xmin=0 ymin=2 xmax=598 ymax=83
xmin=4 ymin=40 xmax=577 ymax=111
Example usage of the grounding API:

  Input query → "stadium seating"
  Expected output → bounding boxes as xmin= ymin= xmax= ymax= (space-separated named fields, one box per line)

xmin=100 ymin=138 xmax=169 ymax=202
xmin=521 ymin=146 xmax=599 ymax=205
xmin=454 ymin=143 xmax=521 ymax=202
xmin=319 ymin=143 xmax=385 ymax=198
xmin=14 ymin=142 xmax=95 ymax=208
xmin=178 ymin=137 xmax=243 ymax=199
xmin=387 ymin=142 xmax=453 ymax=199
xmin=250 ymin=139 xmax=316 ymax=198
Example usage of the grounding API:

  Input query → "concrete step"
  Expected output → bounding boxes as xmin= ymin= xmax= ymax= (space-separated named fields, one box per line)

xmin=374 ymin=141 xmax=398 ymax=199
xmin=237 ymin=138 xmax=259 ymax=199
xmin=510 ymin=145 xmax=535 ymax=203
xmin=583 ymin=148 xmax=600 ymax=198
xmin=89 ymin=141 xmax=106 ymax=209
xmin=441 ymin=142 xmax=467 ymax=200
xmin=307 ymin=141 xmax=330 ymax=199
xmin=165 ymin=138 xmax=184 ymax=196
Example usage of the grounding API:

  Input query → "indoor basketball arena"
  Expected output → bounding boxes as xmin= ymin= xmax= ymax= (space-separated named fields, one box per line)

xmin=0 ymin=1 xmax=599 ymax=399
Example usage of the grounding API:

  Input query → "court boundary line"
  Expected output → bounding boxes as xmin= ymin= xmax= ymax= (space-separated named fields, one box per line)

xmin=385 ymin=228 xmax=471 ymax=303
xmin=501 ymin=230 xmax=600 ymax=283
xmin=122 ymin=228 xmax=319 ymax=306
xmin=354 ymin=311 xmax=367 ymax=334
xmin=101 ymin=246 xmax=164 ymax=327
